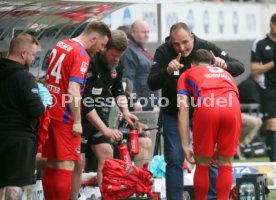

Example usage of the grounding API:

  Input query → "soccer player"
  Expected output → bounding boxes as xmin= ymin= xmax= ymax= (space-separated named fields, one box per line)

xmin=42 ymin=21 xmax=111 ymax=200
xmin=148 ymin=22 xmax=244 ymax=200
xmin=177 ymin=49 xmax=241 ymax=200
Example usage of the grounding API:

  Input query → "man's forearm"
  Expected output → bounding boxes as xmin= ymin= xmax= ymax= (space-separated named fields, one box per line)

xmin=251 ymin=61 xmax=274 ymax=75
xmin=69 ymin=100 xmax=81 ymax=123
xmin=68 ymin=83 xmax=82 ymax=124
xmin=178 ymin=95 xmax=190 ymax=149
xmin=226 ymin=59 xmax=245 ymax=77
xmin=116 ymin=95 xmax=130 ymax=114
xmin=178 ymin=108 xmax=190 ymax=149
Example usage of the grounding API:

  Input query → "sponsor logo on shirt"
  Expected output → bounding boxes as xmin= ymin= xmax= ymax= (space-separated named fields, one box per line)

xmin=265 ymin=45 xmax=271 ymax=50
xmin=111 ymin=71 xmax=117 ymax=79
xmin=80 ymin=61 xmax=88 ymax=73
xmin=173 ymin=70 xmax=180 ymax=76
xmin=92 ymin=87 xmax=102 ymax=95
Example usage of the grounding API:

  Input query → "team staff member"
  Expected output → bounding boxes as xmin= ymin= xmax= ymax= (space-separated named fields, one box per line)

xmin=148 ymin=22 xmax=244 ymax=200
xmin=178 ymin=49 xmax=241 ymax=200
xmin=81 ymin=30 xmax=138 ymax=187
xmin=42 ymin=21 xmax=111 ymax=200
xmin=251 ymin=13 xmax=276 ymax=161
xmin=0 ymin=33 xmax=45 ymax=199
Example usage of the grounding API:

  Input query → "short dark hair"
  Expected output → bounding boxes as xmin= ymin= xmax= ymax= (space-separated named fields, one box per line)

xmin=190 ymin=49 xmax=213 ymax=65
xmin=84 ymin=21 xmax=111 ymax=39
xmin=107 ymin=30 xmax=128 ymax=52
xmin=170 ymin=22 xmax=191 ymax=36
xmin=9 ymin=33 xmax=39 ymax=54
xmin=117 ymin=25 xmax=130 ymax=35
xmin=270 ymin=13 xmax=276 ymax=24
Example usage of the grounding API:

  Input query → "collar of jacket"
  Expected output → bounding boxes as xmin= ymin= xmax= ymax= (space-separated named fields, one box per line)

xmin=127 ymin=34 xmax=145 ymax=50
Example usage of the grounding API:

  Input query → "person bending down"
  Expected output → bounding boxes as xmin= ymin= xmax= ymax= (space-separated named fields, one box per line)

xmin=81 ymin=30 xmax=137 ymax=189
xmin=178 ymin=49 xmax=241 ymax=200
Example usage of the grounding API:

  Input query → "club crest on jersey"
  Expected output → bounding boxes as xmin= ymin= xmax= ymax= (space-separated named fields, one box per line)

xmin=80 ymin=62 xmax=88 ymax=73
xmin=111 ymin=71 xmax=117 ymax=79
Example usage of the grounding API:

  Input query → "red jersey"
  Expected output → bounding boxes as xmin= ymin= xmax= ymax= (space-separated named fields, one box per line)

xmin=46 ymin=39 xmax=89 ymax=124
xmin=177 ymin=66 xmax=239 ymax=106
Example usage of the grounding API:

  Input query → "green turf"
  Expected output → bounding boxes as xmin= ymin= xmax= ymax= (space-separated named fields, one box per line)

xmin=269 ymin=190 xmax=276 ymax=200
xmin=234 ymin=156 xmax=270 ymax=163
xmin=234 ymin=156 xmax=276 ymax=199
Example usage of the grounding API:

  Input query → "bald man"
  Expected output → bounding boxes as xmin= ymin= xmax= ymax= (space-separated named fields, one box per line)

xmin=0 ymin=33 xmax=45 ymax=199
xmin=119 ymin=19 xmax=159 ymax=111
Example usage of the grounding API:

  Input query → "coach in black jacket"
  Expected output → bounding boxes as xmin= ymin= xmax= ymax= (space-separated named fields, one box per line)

xmin=148 ymin=22 xmax=244 ymax=200
xmin=0 ymin=33 xmax=45 ymax=199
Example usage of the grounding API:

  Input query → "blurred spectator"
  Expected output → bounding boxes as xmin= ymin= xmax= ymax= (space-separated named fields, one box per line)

xmin=120 ymin=77 xmax=153 ymax=168
xmin=120 ymin=19 xmax=159 ymax=111
xmin=239 ymin=114 xmax=262 ymax=150
xmin=107 ymin=77 xmax=153 ymax=169
xmin=117 ymin=25 xmax=130 ymax=35
xmin=237 ymin=76 xmax=263 ymax=160
xmin=238 ymin=75 xmax=260 ymax=104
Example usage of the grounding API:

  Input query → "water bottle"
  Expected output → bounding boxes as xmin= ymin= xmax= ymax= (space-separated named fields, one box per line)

xmin=246 ymin=183 xmax=255 ymax=200
xmin=239 ymin=183 xmax=247 ymax=200
xmin=183 ymin=191 xmax=190 ymax=200
xmin=118 ymin=139 xmax=132 ymax=165
xmin=129 ymin=126 xmax=139 ymax=155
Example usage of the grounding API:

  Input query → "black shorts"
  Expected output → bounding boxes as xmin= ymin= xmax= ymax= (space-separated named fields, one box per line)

xmin=84 ymin=133 xmax=112 ymax=172
xmin=81 ymin=132 xmax=111 ymax=153
xmin=0 ymin=135 xmax=37 ymax=187
xmin=87 ymin=132 xmax=111 ymax=145
xmin=260 ymin=87 xmax=276 ymax=120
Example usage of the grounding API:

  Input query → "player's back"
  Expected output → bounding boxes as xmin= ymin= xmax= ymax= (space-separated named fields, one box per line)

xmin=181 ymin=65 xmax=239 ymax=99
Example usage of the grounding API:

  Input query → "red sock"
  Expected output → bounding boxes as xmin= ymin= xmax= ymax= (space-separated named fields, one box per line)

xmin=194 ymin=164 xmax=210 ymax=200
xmin=216 ymin=165 xmax=233 ymax=200
xmin=42 ymin=167 xmax=72 ymax=200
